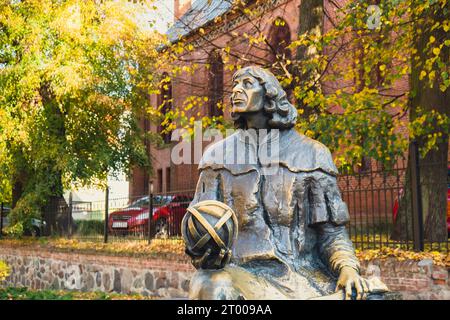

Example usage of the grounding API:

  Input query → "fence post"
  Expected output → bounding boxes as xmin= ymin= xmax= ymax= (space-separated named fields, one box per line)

xmin=148 ymin=182 xmax=154 ymax=244
xmin=68 ymin=192 xmax=73 ymax=238
xmin=104 ymin=187 xmax=109 ymax=244
xmin=0 ymin=202 xmax=3 ymax=238
xmin=410 ymin=141 xmax=424 ymax=251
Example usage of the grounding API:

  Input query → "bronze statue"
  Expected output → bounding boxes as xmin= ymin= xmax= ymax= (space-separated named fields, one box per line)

xmin=184 ymin=66 xmax=388 ymax=300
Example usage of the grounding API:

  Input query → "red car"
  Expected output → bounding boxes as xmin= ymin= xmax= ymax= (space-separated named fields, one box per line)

xmin=128 ymin=195 xmax=193 ymax=238
xmin=108 ymin=196 xmax=149 ymax=236
xmin=108 ymin=195 xmax=169 ymax=236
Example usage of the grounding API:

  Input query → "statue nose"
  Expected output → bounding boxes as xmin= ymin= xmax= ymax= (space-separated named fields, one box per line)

xmin=232 ymin=83 xmax=244 ymax=94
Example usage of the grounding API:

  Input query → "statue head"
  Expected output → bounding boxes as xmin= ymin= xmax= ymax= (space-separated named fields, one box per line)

xmin=230 ymin=66 xmax=297 ymax=129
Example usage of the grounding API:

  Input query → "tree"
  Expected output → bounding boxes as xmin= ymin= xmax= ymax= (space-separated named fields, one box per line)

xmin=156 ymin=0 xmax=413 ymax=167
xmin=392 ymin=0 xmax=449 ymax=242
xmin=155 ymin=0 xmax=449 ymax=240
xmin=0 ymin=0 xmax=162 ymax=228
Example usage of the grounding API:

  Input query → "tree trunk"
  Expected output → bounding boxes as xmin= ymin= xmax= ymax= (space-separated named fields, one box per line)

xmin=421 ymin=140 xmax=448 ymax=241
xmin=296 ymin=0 xmax=324 ymax=61
xmin=11 ymin=180 xmax=24 ymax=209
xmin=294 ymin=0 xmax=324 ymax=116
xmin=392 ymin=3 xmax=449 ymax=242
xmin=11 ymin=149 xmax=28 ymax=209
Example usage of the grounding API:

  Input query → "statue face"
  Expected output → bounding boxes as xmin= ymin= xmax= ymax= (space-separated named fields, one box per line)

xmin=231 ymin=73 xmax=265 ymax=113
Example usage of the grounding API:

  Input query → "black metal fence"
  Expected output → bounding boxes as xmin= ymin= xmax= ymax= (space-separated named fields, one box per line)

xmin=340 ymin=142 xmax=449 ymax=252
xmin=37 ymin=190 xmax=196 ymax=243
xmin=1 ymin=144 xmax=448 ymax=252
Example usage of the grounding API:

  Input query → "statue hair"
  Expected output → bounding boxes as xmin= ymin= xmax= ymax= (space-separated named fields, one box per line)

xmin=230 ymin=66 xmax=297 ymax=129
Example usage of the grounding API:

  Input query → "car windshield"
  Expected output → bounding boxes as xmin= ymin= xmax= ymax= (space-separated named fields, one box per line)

xmin=127 ymin=197 xmax=149 ymax=208
xmin=170 ymin=195 xmax=193 ymax=204
xmin=127 ymin=196 xmax=172 ymax=208
xmin=153 ymin=195 xmax=173 ymax=206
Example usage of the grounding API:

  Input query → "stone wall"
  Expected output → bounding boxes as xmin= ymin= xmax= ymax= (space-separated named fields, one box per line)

xmin=1 ymin=246 xmax=449 ymax=299
xmin=0 ymin=246 xmax=195 ymax=298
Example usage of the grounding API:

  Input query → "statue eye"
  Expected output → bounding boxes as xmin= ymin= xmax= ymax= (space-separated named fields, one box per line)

xmin=244 ymin=80 xmax=252 ymax=89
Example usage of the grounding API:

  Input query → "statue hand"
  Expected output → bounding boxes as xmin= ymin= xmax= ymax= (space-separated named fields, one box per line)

xmin=335 ymin=266 xmax=369 ymax=300
xmin=185 ymin=247 xmax=231 ymax=270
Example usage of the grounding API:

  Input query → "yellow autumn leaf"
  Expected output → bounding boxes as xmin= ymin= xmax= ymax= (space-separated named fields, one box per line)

xmin=428 ymin=70 xmax=436 ymax=81
xmin=419 ymin=70 xmax=427 ymax=80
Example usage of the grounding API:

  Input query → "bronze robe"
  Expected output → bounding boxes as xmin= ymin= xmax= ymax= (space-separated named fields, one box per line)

xmin=189 ymin=128 xmax=360 ymax=299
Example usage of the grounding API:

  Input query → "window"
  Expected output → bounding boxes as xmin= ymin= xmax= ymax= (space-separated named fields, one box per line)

xmin=157 ymin=73 xmax=172 ymax=144
xmin=208 ymin=51 xmax=224 ymax=117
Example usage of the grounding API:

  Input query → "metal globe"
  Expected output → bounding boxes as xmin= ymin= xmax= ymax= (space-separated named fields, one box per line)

xmin=181 ymin=200 xmax=238 ymax=257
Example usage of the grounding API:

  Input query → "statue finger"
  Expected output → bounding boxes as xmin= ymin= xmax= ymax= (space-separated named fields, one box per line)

xmin=213 ymin=249 xmax=226 ymax=269
xmin=220 ymin=249 xmax=232 ymax=268
xmin=345 ymin=281 xmax=353 ymax=300
xmin=355 ymin=280 xmax=363 ymax=300
xmin=334 ymin=279 xmax=344 ymax=293
xmin=361 ymin=279 xmax=370 ymax=298
xmin=364 ymin=279 xmax=370 ymax=292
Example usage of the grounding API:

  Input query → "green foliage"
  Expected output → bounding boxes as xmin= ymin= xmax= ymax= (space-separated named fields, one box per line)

xmin=0 ymin=287 xmax=73 ymax=300
xmin=3 ymin=222 xmax=24 ymax=238
xmin=158 ymin=0 xmax=449 ymax=171
xmin=287 ymin=0 xmax=449 ymax=168
xmin=0 ymin=1 xmax=163 ymax=214
xmin=0 ymin=287 xmax=152 ymax=300
xmin=6 ymin=193 xmax=42 ymax=237
xmin=74 ymin=220 xmax=104 ymax=236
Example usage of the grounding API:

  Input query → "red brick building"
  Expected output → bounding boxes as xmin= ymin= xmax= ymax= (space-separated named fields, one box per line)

xmin=129 ymin=0 xmax=410 ymax=198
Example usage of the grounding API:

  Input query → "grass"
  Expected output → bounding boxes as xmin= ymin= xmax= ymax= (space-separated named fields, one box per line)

xmin=0 ymin=287 xmax=155 ymax=300
xmin=73 ymin=220 xmax=105 ymax=236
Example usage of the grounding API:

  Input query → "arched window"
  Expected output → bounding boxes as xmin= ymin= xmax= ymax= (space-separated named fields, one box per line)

xmin=268 ymin=18 xmax=292 ymax=64
xmin=208 ymin=51 xmax=224 ymax=117
xmin=157 ymin=73 xmax=172 ymax=144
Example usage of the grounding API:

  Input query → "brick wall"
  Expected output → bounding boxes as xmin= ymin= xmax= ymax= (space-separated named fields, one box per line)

xmin=360 ymin=258 xmax=450 ymax=300
xmin=1 ymin=245 xmax=448 ymax=299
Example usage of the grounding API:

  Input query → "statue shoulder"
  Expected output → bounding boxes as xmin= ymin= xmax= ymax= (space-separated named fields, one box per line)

xmin=281 ymin=131 xmax=339 ymax=176
xmin=198 ymin=131 xmax=257 ymax=174
xmin=199 ymin=132 xmax=238 ymax=166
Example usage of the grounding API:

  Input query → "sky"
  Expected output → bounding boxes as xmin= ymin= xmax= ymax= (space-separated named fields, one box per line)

xmin=151 ymin=0 xmax=175 ymax=34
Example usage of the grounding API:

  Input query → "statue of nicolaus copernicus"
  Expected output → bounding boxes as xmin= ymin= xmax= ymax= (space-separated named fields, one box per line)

xmin=185 ymin=66 xmax=383 ymax=300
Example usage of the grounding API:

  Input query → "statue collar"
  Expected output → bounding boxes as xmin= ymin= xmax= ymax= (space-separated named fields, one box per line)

xmin=199 ymin=128 xmax=339 ymax=176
